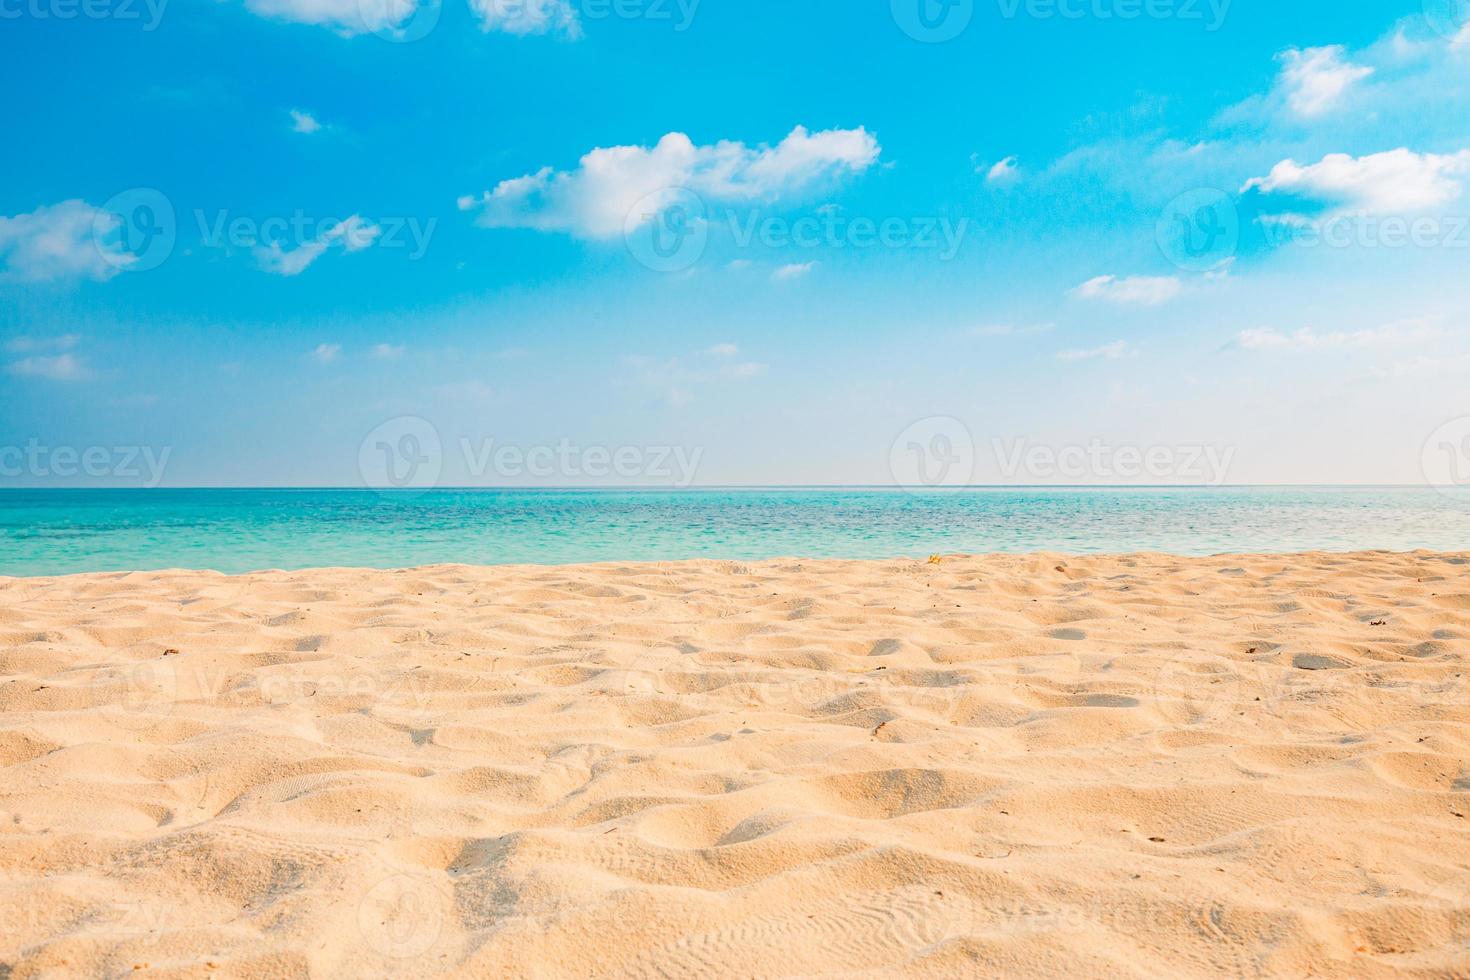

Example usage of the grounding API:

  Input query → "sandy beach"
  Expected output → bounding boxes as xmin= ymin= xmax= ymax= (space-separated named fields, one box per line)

xmin=0 ymin=551 xmax=1467 ymax=978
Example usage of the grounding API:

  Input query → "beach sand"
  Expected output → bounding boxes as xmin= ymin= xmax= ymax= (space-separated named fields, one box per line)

xmin=0 ymin=551 xmax=1467 ymax=978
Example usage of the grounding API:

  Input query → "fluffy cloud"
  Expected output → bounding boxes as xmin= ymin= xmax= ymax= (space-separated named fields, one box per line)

xmin=1243 ymin=148 xmax=1470 ymax=215
xmin=0 ymin=200 xmax=133 ymax=283
xmin=243 ymin=0 xmax=421 ymax=35
xmin=255 ymin=215 xmax=381 ymax=276
xmin=467 ymin=0 xmax=580 ymax=36
xmin=309 ymin=343 xmax=342 ymax=363
xmin=459 ymin=126 xmax=881 ymax=238
xmin=1072 ymin=274 xmax=1182 ymax=306
xmin=1277 ymin=46 xmax=1374 ymax=117
xmin=247 ymin=0 xmax=584 ymax=36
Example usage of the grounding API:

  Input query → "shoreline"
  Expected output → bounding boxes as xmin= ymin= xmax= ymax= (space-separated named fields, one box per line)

xmin=2 ymin=551 xmax=1468 ymax=976
xmin=3 ymin=546 xmax=1466 ymax=583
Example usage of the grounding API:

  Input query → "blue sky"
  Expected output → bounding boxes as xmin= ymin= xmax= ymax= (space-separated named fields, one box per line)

xmin=3 ymin=0 xmax=1470 ymax=487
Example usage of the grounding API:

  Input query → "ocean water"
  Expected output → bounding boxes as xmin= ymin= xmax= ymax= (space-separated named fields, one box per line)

xmin=0 ymin=487 xmax=1467 ymax=577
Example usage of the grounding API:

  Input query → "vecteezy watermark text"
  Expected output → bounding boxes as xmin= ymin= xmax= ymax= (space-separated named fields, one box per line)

xmin=1261 ymin=212 xmax=1470 ymax=251
xmin=359 ymin=418 xmax=705 ymax=490
xmin=887 ymin=418 xmax=1238 ymax=489
xmin=194 ymin=210 xmax=436 ymax=260
xmin=0 ymin=440 xmax=172 ymax=486
xmin=459 ymin=438 xmax=703 ymax=486
xmin=891 ymin=0 xmax=1230 ymax=42
xmin=623 ymin=189 xmax=968 ymax=273
xmin=996 ymin=0 xmax=1230 ymax=28
xmin=0 ymin=0 xmax=168 ymax=29
xmin=993 ymin=438 xmax=1235 ymax=485
xmin=727 ymin=210 xmax=968 ymax=260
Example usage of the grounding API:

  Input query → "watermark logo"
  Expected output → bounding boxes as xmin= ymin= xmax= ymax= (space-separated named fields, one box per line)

xmin=1424 ymin=0 xmax=1470 ymax=39
xmin=0 ymin=0 xmax=169 ymax=29
xmin=892 ymin=0 xmax=973 ymax=42
xmin=359 ymin=416 xmax=443 ymax=492
xmin=359 ymin=0 xmax=442 ymax=41
xmin=357 ymin=873 xmax=450 ymax=960
xmin=890 ymin=416 xmax=977 ymax=490
xmin=94 ymin=188 xmax=175 ymax=273
xmin=89 ymin=658 xmax=180 ymax=731
xmin=1157 ymin=188 xmax=1238 ymax=272
xmin=624 ymin=187 xmax=709 ymax=273
xmin=1422 ymin=416 xmax=1470 ymax=497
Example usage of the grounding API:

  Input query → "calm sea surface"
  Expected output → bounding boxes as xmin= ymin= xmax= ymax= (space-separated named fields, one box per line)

xmin=1 ymin=488 xmax=1467 ymax=577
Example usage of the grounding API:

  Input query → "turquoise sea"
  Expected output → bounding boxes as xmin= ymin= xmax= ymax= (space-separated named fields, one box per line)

xmin=1 ymin=487 xmax=1467 ymax=577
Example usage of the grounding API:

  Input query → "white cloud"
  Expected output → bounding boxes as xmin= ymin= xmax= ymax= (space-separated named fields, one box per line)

xmin=772 ymin=261 xmax=816 ymax=281
xmin=243 ymin=0 xmax=425 ymax=35
xmin=968 ymin=323 xmax=1052 ymax=338
xmin=459 ymin=126 xmax=882 ymax=238
xmin=705 ymin=343 xmax=739 ymax=356
xmin=309 ymin=343 xmax=342 ymax=364
xmin=7 ymin=352 xmax=92 ymax=381
xmin=1244 ymin=148 xmax=1470 ymax=216
xmin=721 ymin=361 xmax=768 ymax=378
xmin=371 ymin=343 xmax=405 ymax=359
xmin=1277 ymin=46 xmax=1374 ymax=118
xmin=289 ymin=108 xmax=322 ymax=134
xmin=1056 ymin=341 xmax=1130 ymax=362
xmin=1236 ymin=320 xmax=1446 ymax=352
xmin=255 ymin=214 xmax=381 ymax=276
xmin=467 ymin=0 xmax=580 ymax=37
xmin=0 ymin=200 xmax=133 ymax=282
xmin=6 ymin=334 xmax=81 ymax=353
xmin=1072 ymin=274 xmax=1182 ymax=306
xmin=985 ymin=156 xmax=1019 ymax=184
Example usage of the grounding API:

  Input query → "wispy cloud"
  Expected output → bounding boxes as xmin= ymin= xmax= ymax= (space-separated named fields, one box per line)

xmin=1072 ymin=274 xmax=1182 ymax=306
xmin=7 ymin=352 xmax=93 ymax=381
xmin=1056 ymin=340 xmax=1131 ymax=362
xmin=289 ymin=108 xmax=322 ymax=134
xmin=721 ymin=361 xmax=768 ymax=378
xmin=459 ymin=126 xmax=881 ymax=238
xmin=705 ymin=343 xmax=739 ymax=356
xmin=772 ymin=261 xmax=817 ymax=281
xmin=1234 ymin=320 xmax=1447 ymax=352
xmin=309 ymin=343 xmax=342 ymax=363
xmin=371 ymin=343 xmax=404 ymax=359
xmin=255 ymin=214 xmax=380 ymax=276
xmin=967 ymin=323 xmax=1052 ymax=338
xmin=6 ymin=334 xmax=81 ymax=353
